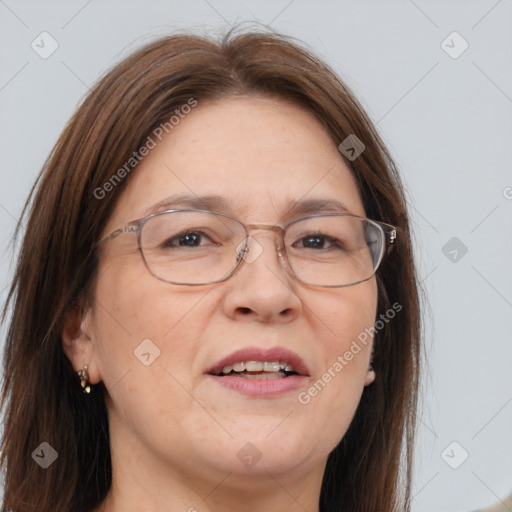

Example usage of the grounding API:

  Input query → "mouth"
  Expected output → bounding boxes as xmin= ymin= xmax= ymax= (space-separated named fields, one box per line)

xmin=204 ymin=347 xmax=310 ymax=396
xmin=211 ymin=360 xmax=300 ymax=380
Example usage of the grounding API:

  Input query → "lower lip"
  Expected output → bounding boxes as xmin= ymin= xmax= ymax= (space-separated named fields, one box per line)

xmin=206 ymin=374 xmax=308 ymax=397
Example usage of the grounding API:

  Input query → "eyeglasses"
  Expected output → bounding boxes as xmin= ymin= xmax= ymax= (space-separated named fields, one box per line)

xmin=96 ymin=209 xmax=397 ymax=287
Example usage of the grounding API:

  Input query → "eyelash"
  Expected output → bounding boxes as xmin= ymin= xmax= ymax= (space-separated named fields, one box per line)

xmin=161 ymin=231 xmax=346 ymax=252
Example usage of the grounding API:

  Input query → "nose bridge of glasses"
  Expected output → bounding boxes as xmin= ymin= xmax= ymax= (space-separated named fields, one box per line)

xmin=245 ymin=223 xmax=286 ymax=251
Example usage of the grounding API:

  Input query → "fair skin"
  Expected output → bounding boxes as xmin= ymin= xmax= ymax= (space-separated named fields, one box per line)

xmin=62 ymin=96 xmax=377 ymax=512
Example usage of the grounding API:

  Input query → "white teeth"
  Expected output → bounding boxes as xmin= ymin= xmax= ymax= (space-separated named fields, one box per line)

xmin=232 ymin=362 xmax=245 ymax=372
xmin=263 ymin=361 xmax=281 ymax=372
xmin=245 ymin=361 xmax=263 ymax=372
xmin=220 ymin=361 xmax=296 ymax=375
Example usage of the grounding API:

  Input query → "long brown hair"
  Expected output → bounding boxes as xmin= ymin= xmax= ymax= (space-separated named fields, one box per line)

xmin=1 ymin=26 xmax=421 ymax=512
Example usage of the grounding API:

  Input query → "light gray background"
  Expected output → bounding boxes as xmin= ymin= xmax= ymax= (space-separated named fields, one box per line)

xmin=1 ymin=1 xmax=511 ymax=511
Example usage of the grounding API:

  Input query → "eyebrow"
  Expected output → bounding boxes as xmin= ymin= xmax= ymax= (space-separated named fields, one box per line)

xmin=142 ymin=193 xmax=352 ymax=219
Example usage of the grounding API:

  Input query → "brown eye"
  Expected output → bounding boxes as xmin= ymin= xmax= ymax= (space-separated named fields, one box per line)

xmin=162 ymin=230 xmax=213 ymax=248
xmin=294 ymin=234 xmax=337 ymax=250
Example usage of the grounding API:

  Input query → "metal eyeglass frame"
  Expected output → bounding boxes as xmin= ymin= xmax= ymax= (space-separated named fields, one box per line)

xmin=96 ymin=209 xmax=397 ymax=287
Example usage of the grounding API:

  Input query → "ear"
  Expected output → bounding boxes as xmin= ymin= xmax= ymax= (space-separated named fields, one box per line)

xmin=364 ymin=344 xmax=375 ymax=387
xmin=364 ymin=367 xmax=376 ymax=386
xmin=61 ymin=301 xmax=102 ymax=385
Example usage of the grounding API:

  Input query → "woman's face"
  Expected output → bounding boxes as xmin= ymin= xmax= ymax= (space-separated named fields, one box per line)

xmin=69 ymin=96 xmax=377 ymax=493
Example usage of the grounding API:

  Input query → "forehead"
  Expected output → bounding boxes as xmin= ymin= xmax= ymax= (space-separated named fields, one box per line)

xmin=106 ymin=96 xmax=365 ymax=228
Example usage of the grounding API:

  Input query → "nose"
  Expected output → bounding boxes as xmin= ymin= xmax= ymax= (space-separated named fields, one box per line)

xmin=221 ymin=232 xmax=303 ymax=323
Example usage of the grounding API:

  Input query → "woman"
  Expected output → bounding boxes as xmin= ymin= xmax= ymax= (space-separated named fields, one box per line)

xmin=1 ymin=27 xmax=421 ymax=512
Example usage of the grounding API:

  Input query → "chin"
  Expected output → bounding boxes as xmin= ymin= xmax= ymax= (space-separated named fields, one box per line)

xmin=196 ymin=426 xmax=327 ymax=477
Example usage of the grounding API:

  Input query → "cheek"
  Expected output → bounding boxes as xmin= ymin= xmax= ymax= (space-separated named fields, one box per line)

xmin=89 ymin=260 xmax=213 ymax=389
xmin=298 ymin=281 xmax=377 ymax=434
xmin=311 ymin=279 xmax=378 ymax=359
xmin=89 ymin=265 xmax=219 ymax=450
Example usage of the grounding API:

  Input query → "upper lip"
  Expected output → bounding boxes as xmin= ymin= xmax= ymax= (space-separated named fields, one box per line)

xmin=205 ymin=346 xmax=311 ymax=376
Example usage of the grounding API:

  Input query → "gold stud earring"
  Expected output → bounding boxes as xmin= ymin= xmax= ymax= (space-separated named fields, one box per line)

xmin=77 ymin=365 xmax=91 ymax=393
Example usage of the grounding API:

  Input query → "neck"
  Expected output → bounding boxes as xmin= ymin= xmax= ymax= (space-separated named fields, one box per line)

xmin=99 ymin=472 xmax=322 ymax=512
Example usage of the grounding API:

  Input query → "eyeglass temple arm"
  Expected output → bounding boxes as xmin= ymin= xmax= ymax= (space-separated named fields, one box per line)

xmin=96 ymin=223 xmax=139 ymax=248
xmin=382 ymin=223 xmax=397 ymax=254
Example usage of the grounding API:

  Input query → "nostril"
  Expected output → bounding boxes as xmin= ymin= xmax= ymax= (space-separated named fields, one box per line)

xmin=237 ymin=307 xmax=252 ymax=315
